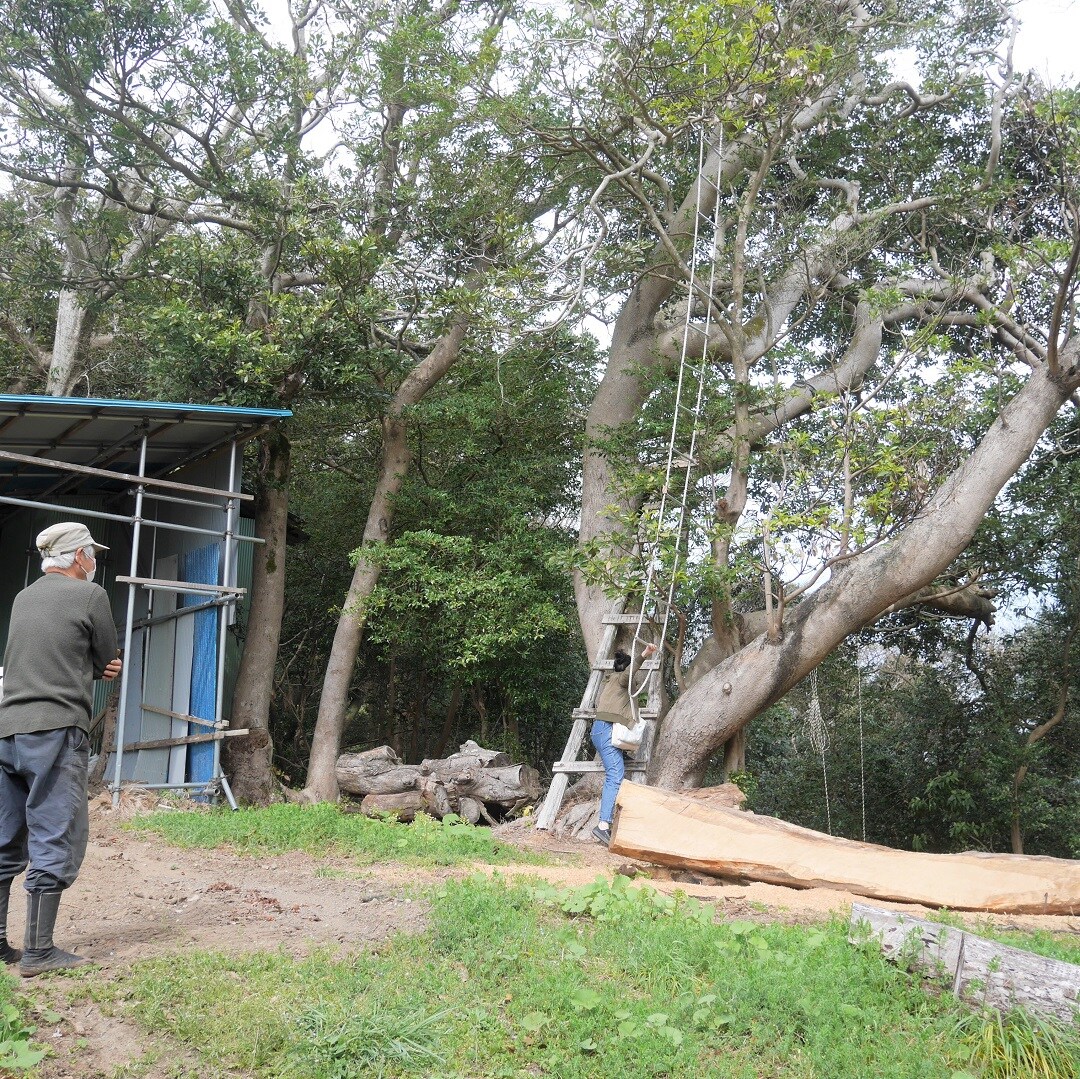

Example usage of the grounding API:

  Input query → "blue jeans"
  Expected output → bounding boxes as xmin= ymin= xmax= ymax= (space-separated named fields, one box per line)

xmin=591 ymin=721 xmax=625 ymax=825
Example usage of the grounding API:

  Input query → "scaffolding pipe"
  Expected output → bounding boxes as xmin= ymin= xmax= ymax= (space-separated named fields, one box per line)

xmin=0 ymin=495 xmax=264 ymax=543
xmin=132 ymin=596 xmax=230 ymax=631
xmin=212 ymin=440 xmax=240 ymax=803
xmin=137 ymin=489 xmax=228 ymax=511
xmin=111 ymin=433 xmax=148 ymax=807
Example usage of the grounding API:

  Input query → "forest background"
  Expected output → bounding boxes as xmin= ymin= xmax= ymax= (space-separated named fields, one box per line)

xmin=0 ymin=0 xmax=1078 ymax=860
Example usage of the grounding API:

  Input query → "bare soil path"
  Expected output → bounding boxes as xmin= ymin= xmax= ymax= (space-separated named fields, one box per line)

xmin=12 ymin=798 xmax=1079 ymax=1079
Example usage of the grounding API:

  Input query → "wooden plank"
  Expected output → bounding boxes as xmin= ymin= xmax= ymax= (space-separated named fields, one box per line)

xmin=610 ymin=783 xmax=1080 ymax=915
xmin=850 ymin=904 xmax=1080 ymax=1023
xmin=0 ymin=447 xmax=254 ymax=500
xmin=117 ymin=575 xmax=246 ymax=595
xmin=602 ymin=613 xmax=665 ymax=625
xmin=552 ymin=761 xmax=647 ymax=773
xmin=140 ymin=702 xmax=222 ymax=729
xmin=123 ymin=729 xmax=249 ymax=752
xmin=535 ymin=715 xmax=590 ymax=830
xmin=593 ymin=658 xmax=661 ymax=671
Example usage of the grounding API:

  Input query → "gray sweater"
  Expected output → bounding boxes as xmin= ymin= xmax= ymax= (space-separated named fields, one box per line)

xmin=0 ymin=573 xmax=118 ymax=736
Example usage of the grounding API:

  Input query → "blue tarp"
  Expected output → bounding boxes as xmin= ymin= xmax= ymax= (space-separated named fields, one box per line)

xmin=181 ymin=544 xmax=221 ymax=783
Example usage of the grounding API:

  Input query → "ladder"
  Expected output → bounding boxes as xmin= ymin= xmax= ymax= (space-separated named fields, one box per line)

xmin=534 ymin=598 xmax=663 ymax=830
xmin=534 ymin=123 xmax=724 ymax=832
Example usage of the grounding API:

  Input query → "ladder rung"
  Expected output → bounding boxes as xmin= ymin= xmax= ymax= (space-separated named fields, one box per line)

xmin=602 ymin=613 xmax=666 ymax=625
xmin=638 ymin=710 xmax=659 ymax=720
xmin=593 ymin=658 xmax=661 ymax=671
xmin=572 ymin=708 xmax=596 ymax=719
xmin=552 ymin=761 xmax=648 ymax=774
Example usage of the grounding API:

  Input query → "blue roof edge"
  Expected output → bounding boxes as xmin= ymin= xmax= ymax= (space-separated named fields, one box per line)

xmin=0 ymin=393 xmax=292 ymax=421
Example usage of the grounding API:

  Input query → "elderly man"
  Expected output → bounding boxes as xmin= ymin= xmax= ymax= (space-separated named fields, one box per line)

xmin=0 ymin=521 xmax=122 ymax=977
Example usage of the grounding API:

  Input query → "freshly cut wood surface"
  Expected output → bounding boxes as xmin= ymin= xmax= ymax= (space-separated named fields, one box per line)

xmin=611 ymin=783 xmax=1080 ymax=914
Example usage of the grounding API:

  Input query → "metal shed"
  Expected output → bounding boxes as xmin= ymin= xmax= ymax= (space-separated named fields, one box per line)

xmin=0 ymin=394 xmax=291 ymax=807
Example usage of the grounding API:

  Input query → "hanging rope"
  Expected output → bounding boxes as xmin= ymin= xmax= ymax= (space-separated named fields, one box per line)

xmin=627 ymin=115 xmax=725 ymax=711
xmin=807 ymin=668 xmax=832 ymax=834
xmin=856 ymin=637 xmax=867 ymax=841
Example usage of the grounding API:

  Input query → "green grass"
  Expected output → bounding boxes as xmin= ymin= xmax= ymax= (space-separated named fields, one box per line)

xmin=127 ymin=802 xmax=546 ymax=867
xmin=954 ymin=1007 xmax=1080 ymax=1078
xmin=77 ymin=875 xmax=1004 ymax=1079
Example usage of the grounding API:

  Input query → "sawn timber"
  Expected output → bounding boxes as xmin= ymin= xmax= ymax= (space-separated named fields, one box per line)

xmin=610 ymin=783 xmax=1080 ymax=915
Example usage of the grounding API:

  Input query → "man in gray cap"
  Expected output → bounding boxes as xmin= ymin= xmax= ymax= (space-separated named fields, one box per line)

xmin=0 ymin=521 xmax=122 ymax=976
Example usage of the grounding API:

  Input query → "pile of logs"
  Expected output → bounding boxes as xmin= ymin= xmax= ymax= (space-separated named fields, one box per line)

xmin=336 ymin=741 xmax=541 ymax=824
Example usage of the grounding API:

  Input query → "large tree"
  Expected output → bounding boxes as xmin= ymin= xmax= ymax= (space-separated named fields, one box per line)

xmin=519 ymin=0 xmax=1080 ymax=787
xmin=0 ymin=0 xmax=569 ymax=802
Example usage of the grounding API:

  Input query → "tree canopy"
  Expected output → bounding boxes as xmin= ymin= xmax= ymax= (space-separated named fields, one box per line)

xmin=0 ymin=0 xmax=1077 ymax=849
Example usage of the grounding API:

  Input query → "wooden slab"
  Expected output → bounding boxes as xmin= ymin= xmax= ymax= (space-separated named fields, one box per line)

xmin=851 ymin=904 xmax=1080 ymax=1022
xmin=610 ymin=783 xmax=1080 ymax=915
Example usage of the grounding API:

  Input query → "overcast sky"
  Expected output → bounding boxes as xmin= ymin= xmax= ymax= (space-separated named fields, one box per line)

xmin=1012 ymin=0 xmax=1079 ymax=81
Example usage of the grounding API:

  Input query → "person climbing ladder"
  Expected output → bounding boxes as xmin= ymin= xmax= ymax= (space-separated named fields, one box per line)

xmin=591 ymin=640 xmax=657 ymax=845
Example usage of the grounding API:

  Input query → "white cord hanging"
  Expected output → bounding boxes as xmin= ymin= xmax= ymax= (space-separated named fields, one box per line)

xmin=807 ymin=668 xmax=832 ymax=834
xmin=627 ymin=114 xmax=725 ymax=710
xmin=856 ymin=637 xmax=867 ymax=841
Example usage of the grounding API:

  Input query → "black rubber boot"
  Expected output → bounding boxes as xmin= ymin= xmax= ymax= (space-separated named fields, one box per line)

xmin=0 ymin=880 xmax=21 ymax=964
xmin=19 ymin=890 xmax=88 ymax=978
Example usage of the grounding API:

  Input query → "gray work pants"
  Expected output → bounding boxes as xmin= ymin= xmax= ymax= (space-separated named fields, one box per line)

xmin=0 ymin=727 xmax=90 ymax=891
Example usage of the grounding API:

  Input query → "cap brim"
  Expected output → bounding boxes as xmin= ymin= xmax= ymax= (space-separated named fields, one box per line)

xmin=90 ymin=542 xmax=109 ymax=552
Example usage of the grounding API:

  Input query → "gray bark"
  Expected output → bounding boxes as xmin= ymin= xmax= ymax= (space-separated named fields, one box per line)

xmin=303 ymin=296 xmax=480 ymax=802
xmin=224 ymin=426 xmax=291 ymax=804
xmin=651 ymin=356 xmax=1080 ymax=786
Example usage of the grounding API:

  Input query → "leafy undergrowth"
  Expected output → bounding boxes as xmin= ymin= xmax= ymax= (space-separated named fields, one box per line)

xmin=127 ymin=802 xmax=546 ymax=867
xmin=0 ymin=975 xmax=46 ymax=1073
xmin=73 ymin=874 xmax=1023 ymax=1079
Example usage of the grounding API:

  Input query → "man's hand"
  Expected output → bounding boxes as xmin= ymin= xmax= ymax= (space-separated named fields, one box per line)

xmin=102 ymin=658 xmax=123 ymax=681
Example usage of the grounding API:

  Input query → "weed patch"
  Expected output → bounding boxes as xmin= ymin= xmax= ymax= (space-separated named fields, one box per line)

xmin=127 ymin=803 xmax=546 ymax=867
xmin=954 ymin=1006 xmax=1080 ymax=1078
xmin=0 ymin=975 xmax=45 ymax=1072
xmin=86 ymin=875 xmax=1004 ymax=1078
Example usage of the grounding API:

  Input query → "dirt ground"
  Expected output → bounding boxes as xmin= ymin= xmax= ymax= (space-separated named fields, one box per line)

xmin=10 ymin=795 xmax=1080 ymax=1079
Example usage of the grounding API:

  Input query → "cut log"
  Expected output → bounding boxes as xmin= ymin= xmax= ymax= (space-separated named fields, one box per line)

xmin=418 ymin=775 xmax=454 ymax=819
xmin=337 ymin=748 xmax=419 ymax=796
xmin=339 ymin=743 xmax=539 ymax=822
xmin=851 ymin=904 xmax=1080 ymax=1023
xmin=611 ymin=783 xmax=1080 ymax=915
xmin=421 ymin=740 xmax=512 ymax=772
xmin=359 ymin=791 xmax=424 ymax=821
xmin=458 ymin=764 xmax=541 ymax=806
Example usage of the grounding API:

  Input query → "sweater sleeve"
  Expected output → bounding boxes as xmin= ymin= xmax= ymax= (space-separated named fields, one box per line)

xmin=87 ymin=586 xmax=119 ymax=679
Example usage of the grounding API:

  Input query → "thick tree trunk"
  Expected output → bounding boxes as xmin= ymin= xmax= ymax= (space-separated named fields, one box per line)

xmin=224 ymin=427 xmax=290 ymax=804
xmin=650 ymin=360 xmax=1080 ymax=787
xmin=303 ymin=314 xmax=473 ymax=801
xmin=304 ymin=419 xmax=409 ymax=801
xmin=46 ymin=290 xmax=96 ymax=396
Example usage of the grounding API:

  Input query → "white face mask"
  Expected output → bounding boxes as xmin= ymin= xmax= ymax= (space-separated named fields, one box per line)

xmin=81 ymin=551 xmax=97 ymax=583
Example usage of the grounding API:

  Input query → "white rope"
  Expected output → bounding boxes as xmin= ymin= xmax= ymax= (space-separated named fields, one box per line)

xmin=627 ymin=116 xmax=724 ymax=711
xmin=856 ymin=638 xmax=867 ymax=841
xmin=807 ymin=668 xmax=832 ymax=834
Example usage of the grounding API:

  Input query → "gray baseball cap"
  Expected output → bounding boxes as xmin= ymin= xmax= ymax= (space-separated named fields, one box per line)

xmin=35 ymin=522 xmax=109 ymax=557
